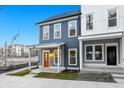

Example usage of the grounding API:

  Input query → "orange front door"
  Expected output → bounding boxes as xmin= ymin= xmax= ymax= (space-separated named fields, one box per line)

xmin=43 ymin=52 xmax=49 ymax=67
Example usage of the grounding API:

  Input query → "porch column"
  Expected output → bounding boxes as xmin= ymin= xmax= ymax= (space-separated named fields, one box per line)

xmin=28 ymin=48 xmax=31 ymax=71
xmin=79 ymin=40 xmax=83 ymax=70
xmin=122 ymin=32 xmax=124 ymax=67
xmin=57 ymin=46 xmax=60 ymax=72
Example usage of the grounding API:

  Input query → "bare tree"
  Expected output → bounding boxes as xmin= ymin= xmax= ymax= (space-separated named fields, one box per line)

xmin=1 ymin=33 xmax=20 ymax=67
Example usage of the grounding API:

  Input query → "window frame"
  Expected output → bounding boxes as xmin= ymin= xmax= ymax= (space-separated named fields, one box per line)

xmin=54 ymin=23 xmax=61 ymax=39
xmin=43 ymin=25 xmax=49 ymax=40
xmin=85 ymin=44 xmax=104 ymax=62
xmin=86 ymin=13 xmax=93 ymax=31
xmin=68 ymin=20 xmax=77 ymax=37
xmin=108 ymin=8 xmax=117 ymax=28
xmin=68 ymin=48 xmax=77 ymax=66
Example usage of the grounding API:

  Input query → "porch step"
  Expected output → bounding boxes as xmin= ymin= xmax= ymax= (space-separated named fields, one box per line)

xmin=80 ymin=67 xmax=124 ymax=74
xmin=112 ymin=74 xmax=124 ymax=79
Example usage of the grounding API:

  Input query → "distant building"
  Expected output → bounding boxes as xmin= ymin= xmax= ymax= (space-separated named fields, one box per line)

xmin=1 ymin=44 xmax=38 ymax=58
xmin=7 ymin=44 xmax=24 ymax=57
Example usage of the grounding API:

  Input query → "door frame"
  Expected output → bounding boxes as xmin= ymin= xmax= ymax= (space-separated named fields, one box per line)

xmin=105 ymin=43 xmax=118 ymax=66
xmin=42 ymin=50 xmax=50 ymax=68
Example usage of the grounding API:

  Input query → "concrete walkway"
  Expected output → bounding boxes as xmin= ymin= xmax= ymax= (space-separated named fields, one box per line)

xmin=0 ymin=73 xmax=124 ymax=88
xmin=0 ymin=67 xmax=124 ymax=88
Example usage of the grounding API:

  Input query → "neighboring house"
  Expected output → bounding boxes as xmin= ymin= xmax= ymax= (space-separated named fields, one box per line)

xmin=79 ymin=5 xmax=124 ymax=69
xmin=34 ymin=10 xmax=81 ymax=72
xmin=11 ymin=44 xmax=24 ymax=57
xmin=4 ymin=44 xmax=24 ymax=57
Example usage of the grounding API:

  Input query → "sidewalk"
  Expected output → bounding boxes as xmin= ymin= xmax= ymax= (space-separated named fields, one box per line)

xmin=0 ymin=67 xmax=124 ymax=88
xmin=0 ymin=73 xmax=124 ymax=88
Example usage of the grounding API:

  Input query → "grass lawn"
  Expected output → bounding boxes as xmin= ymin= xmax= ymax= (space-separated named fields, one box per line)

xmin=34 ymin=70 xmax=79 ymax=80
xmin=7 ymin=69 xmax=30 ymax=76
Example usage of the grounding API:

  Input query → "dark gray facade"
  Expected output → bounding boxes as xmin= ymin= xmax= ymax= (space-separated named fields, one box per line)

xmin=82 ymin=38 xmax=120 ymax=65
xmin=39 ymin=11 xmax=81 ymax=68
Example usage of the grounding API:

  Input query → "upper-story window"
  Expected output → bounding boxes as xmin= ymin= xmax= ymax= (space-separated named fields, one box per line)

xmin=86 ymin=14 xmax=93 ymax=30
xmin=68 ymin=20 xmax=77 ymax=37
xmin=108 ymin=8 xmax=117 ymax=27
xmin=54 ymin=23 xmax=61 ymax=39
xmin=43 ymin=25 xmax=49 ymax=40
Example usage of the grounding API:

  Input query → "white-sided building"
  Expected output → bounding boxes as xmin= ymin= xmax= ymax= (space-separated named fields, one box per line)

xmin=79 ymin=5 xmax=124 ymax=69
xmin=8 ymin=44 xmax=24 ymax=57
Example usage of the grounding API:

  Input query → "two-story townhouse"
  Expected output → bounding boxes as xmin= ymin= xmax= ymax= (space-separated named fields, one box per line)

xmin=79 ymin=5 xmax=124 ymax=69
xmin=30 ymin=10 xmax=81 ymax=72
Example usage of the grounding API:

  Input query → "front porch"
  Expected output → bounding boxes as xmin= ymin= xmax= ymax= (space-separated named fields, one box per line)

xmin=27 ymin=42 xmax=65 ymax=73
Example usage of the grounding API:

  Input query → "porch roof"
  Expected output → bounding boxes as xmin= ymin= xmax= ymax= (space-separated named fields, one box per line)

xmin=78 ymin=32 xmax=123 ymax=41
xmin=26 ymin=42 xmax=65 ymax=49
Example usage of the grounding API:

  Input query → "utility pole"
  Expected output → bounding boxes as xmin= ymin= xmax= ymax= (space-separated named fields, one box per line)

xmin=4 ymin=41 xmax=7 ymax=67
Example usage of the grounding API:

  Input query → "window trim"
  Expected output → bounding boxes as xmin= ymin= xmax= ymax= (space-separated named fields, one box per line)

xmin=107 ymin=8 xmax=118 ymax=28
xmin=85 ymin=44 xmax=104 ymax=62
xmin=54 ymin=49 xmax=61 ymax=65
xmin=43 ymin=25 xmax=49 ymax=40
xmin=54 ymin=23 xmax=61 ymax=39
xmin=68 ymin=20 xmax=77 ymax=37
xmin=68 ymin=48 xmax=77 ymax=66
xmin=86 ymin=13 xmax=93 ymax=31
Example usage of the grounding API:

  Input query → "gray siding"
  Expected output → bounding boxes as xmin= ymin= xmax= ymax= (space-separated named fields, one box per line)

xmin=82 ymin=38 xmax=120 ymax=64
xmin=39 ymin=18 xmax=81 ymax=68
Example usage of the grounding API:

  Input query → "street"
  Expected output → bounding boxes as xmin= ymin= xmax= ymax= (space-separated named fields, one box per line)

xmin=0 ymin=57 xmax=38 ymax=67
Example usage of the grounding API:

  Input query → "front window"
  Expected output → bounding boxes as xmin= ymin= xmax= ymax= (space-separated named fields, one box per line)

xmin=68 ymin=20 xmax=77 ymax=37
xmin=54 ymin=23 xmax=61 ymax=39
xmin=95 ymin=45 xmax=103 ymax=60
xmin=43 ymin=25 xmax=49 ymax=40
xmin=86 ymin=46 xmax=93 ymax=60
xmin=85 ymin=44 xmax=104 ymax=61
xmin=69 ymin=49 xmax=77 ymax=65
xmin=86 ymin=14 xmax=93 ymax=30
xmin=108 ymin=8 xmax=117 ymax=27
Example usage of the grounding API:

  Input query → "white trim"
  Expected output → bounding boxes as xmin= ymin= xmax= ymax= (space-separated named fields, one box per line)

xmin=57 ymin=46 xmax=60 ymax=72
xmin=68 ymin=48 xmax=77 ymax=66
xmin=68 ymin=20 xmax=77 ymax=37
xmin=38 ymin=16 xmax=79 ymax=26
xmin=78 ymin=32 xmax=123 ymax=41
xmin=43 ymin=25 xmax=49 ymax=40
xmin=54 ymin=23 xmax=61 ymax=39
xmin=79 ymin=40 xmax=83 ymax=69
xmin=54 ymin=49 xmax=61 ymax=65
xmin=42 ymin=50 xmax=50 ymax=68
xmin=85 ymin=44 xmax=104 ymax=62
xmin=83 ymin=63 xmax=106 ymax=67
xmin=32 ymin=42 xmax=65 ymax=49
xmin=121 ymin=33 xmax=124 ymax=65
xmin=105 ymin=43 xmax=119 ymax=66
xmin=67 ymin=67 xmax=79 ymax=70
